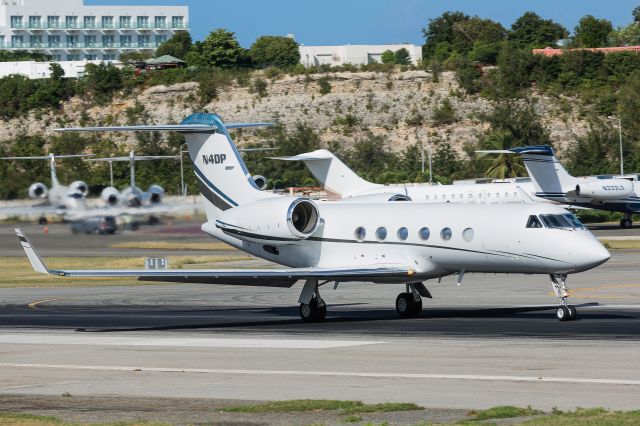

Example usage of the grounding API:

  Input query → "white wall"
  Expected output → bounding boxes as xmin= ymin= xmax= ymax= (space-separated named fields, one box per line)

xmin=0 ymin=60 xmax=119 ymax=79
xmin=299 ymin=44 xmax=423 ymax=67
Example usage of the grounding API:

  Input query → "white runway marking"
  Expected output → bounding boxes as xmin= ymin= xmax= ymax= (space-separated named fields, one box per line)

xmin=1 ymin=362 xmax=640 ymax=386
xmin=0 ymin=334 xmax=382 ymax=349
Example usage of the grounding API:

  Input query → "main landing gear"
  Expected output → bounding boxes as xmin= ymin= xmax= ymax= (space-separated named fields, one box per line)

xmin=298 ymin=280 xmax=326 ymax=323
xmin=550 ymin=274 xmax=577 ymax=321
xmin=396 ymin=283 xmax=431 ymax=318
xmin=620 ymin=213 xmax=634 ymax=229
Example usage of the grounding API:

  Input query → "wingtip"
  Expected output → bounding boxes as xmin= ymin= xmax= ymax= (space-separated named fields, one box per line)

xmin=15 ymin=228 xmax=49 ymax=275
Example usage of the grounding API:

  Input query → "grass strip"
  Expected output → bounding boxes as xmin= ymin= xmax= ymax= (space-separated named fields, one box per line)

xmin=222 ymin=399 xmax=423 ymax=414
xmin=600 ymin=239 xmax=640 ymax=250
xmin=465 ymin=405 xmax=543 ymax=422
xmin=522 ymin=407 xmax=640 ymax=425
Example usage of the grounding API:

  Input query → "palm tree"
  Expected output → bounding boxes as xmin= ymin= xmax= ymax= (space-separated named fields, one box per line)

xmin=480 ymin=130 xmax=527 ymax=179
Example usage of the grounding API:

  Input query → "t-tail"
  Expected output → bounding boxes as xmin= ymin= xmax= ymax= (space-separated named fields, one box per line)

xmin=478 ymin=145 xmax=577 ymax=199
xmin=55 ymin=113 xmax=276 ymax=221
xmin=271 ymin=149 xmax=382 ymax=197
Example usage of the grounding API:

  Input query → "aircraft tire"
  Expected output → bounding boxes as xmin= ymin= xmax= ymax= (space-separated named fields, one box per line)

xmin=567 ymin=305 xmax=577 ymax=321
xmin=620 ymin=219 xmax=633 ymax=229
xmin=556 ymin=305 xmax=570 ymax=321
xmin=396 ymin=293 xmax=416 ymax=317
xmin=299 ymin=297 xmax=326 ymax=323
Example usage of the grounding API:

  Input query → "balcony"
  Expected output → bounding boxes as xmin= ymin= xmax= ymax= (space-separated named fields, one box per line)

xmin=0 ymin=41 xmax=162 ymax=49
xmin=9 ymin=21 xmax=188 ymax=30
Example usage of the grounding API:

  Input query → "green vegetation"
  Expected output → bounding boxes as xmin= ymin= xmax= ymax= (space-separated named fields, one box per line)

xmin=466 ymin=405 xmax=543 ymax=421
xmin=222 ymin=399 xmax=422 ymax=414
xmin=523 ymin=407 xmax=640 ymax=425
xmin=249 ymin=35 xmax=300 ymax=68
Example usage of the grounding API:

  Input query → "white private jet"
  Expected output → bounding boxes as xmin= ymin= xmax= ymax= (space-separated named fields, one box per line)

xmin=272 ymin=149 xmax=546 ymax=204
xmin=480 ymin=145 xmax=640 ymax=229
xmin=16 ymin=113 xmax=610 ymax=322
xmin=0 ymin=153 xmax=94 ymax=221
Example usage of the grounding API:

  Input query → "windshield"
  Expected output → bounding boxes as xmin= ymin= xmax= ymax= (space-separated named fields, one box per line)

xmin=539 ymin=214 xmax=584 ymax=229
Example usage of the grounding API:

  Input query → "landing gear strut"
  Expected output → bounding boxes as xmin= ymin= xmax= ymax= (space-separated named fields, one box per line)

xmin=298 ymin=280 xmax=327 ymax=322
xmin=395 ymin=283 xmax=424 ymax=318
xmin=620 ymin=213 xmax=633 ymax=229
xmin=550 ymin=274 xmax=577 ymax=321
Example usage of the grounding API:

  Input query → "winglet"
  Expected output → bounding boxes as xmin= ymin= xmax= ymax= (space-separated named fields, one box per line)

xmin=15 ymin=228 xmax=50 ymax=275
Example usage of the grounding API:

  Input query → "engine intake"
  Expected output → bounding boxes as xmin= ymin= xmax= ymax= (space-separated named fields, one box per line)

xmin=28 ymin=183 xmax=48 ymax=199
xmin=148 ymin=185 xmax=164 ymax=204
xmin=216 ymin=197 xmax=321 ymax=244
xmin=575 ymin=179 xmax=633 ymax=200
xmin=253 ymin=175 xmax=268 ymax=190
xmin=69 ymin=181 xmax=89 ymax=197
xmin=101 ymin=187 xmax=120 ymax=206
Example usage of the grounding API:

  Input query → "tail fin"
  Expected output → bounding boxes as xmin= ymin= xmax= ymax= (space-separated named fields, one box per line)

xmin=271 ymin=149 xmax=382 ymax=197
xmin=510 ymin=146 xmax=576 ymax=196
xmin=55 ymin=113 xmax=275 ymax=221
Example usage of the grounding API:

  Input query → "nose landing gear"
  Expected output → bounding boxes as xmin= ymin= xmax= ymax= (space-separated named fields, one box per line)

xmin=550 ymin=274 xmax=577 ymax=321
xmin=395 ymin=283 xmax=428 ymax=318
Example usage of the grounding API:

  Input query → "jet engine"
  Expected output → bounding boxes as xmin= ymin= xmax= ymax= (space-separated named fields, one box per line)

xmin=575 ymin=179 xmax=633 ymax=200
xmin=28 ymin=183 xmax=48 ymax=199
xmin=253 ymin=175 xmax=268 ymax=190
xmin=148 ymin=185 xmax=164 ymax=204
xmin=216 ymin=197 xmax=321 ymax=244
xmin=69 ymin=180 xmax=89 ymax=197
xmin=101 ymin=187 xmax=120 ymax=206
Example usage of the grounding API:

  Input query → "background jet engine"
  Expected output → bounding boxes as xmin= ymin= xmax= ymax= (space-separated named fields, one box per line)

xmin=28 ymin=183 xmax=48 ymax=199
xmin=575 ymin=179 xmax=633 ymax=200
xmin=253 ymin=175 xmax=268 ymax=190
xmin=215 ymin=197 xmax=320 ymax=244
xmin=147 ymin=185 xmax=165 ymax=204
xmin=100 ymin=187 xmax=120 ymax=206
xmin=69 ymin=180 xmax=89 ymax=197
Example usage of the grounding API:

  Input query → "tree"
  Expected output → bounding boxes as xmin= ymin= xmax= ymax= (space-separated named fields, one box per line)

xmin=155 ymin=31 xmax=193 ymax=59
xmin=118 ymin=51 xmax=151 ymax=64
xmin=573 ymin=15 xmax=613 ymax=48
xmin=634 ymin=5 xmax=640 ymax=23
xmin=83 ymin=63 xmax=123 ymax=104
xmin=480 ymin=131 xmax=527 ymax=178
xmin=509 ymin=11 xmax=567 ymax=48
xmin=394 ymin=48 xmax=411 ymax=65
xmin=249 ymin=35 xmax=300 ymax=68
xmin=200 ymin=28 xmax=245 ymax=68
xmin=381 ymin=50 xmax=395 ymax=64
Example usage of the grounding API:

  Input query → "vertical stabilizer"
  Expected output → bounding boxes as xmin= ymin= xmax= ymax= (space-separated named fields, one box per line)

xmin=271 ymin=149 xmax=382 ymax=197
xmin=511 ymin=146 xmax=576 ymax=196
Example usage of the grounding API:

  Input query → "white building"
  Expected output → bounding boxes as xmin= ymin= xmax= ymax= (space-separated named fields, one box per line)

xmin=0 ymin=59 xmax=117 ymax=79
xmin=0 ymin=0 xmax=188 ymax=61
xmin=299 ymin=44 xmax=423 ymax=67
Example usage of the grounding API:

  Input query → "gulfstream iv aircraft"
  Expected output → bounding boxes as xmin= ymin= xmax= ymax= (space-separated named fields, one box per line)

xmin=273 ymin=149 xmax=546 ymax=204
xmin=481 ymin=146 xmax=640 ymax=229
xmin=16 ymin=114 xmax=610 ymax=322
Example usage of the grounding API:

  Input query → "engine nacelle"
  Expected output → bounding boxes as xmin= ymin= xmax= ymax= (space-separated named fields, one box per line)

xmin=101 ymin=187 xmax=120 ymax=206
xmin=339 ymin=193 xmax=412 ymax=202
xmin=148 ymin=185 xmax=164 ymax=204
xmin=575 ymin=179 xmax=633 ymax=200
xmin=216 ymin=197 xmax=321 ymax=244
xmin=28 ymin=182 xmax=48 ymax=199
xmin=253 ymin=175 xmax=268 ymax=190
xmin=69 ymin=181 xmax=89 ymax=197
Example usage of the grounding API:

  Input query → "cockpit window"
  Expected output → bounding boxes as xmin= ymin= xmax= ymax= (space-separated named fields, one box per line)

xmin=540 ymin=214 xmax=574 ymax=229
xmin=526 ymin=215 xmax=543 ymax=228
xmin=563 ymin=213 xmax=586 ymax=229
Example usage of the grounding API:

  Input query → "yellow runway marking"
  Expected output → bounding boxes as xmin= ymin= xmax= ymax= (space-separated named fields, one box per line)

xmin=27 ymin=298 xmax=67 ymax=310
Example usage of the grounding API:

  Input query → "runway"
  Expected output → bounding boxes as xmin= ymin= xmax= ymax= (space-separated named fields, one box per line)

xmin=1 ymin=221 xmax=640 ymax=413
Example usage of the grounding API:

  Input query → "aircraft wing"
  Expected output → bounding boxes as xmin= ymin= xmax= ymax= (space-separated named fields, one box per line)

xmin=16 ymin=228 xmax=413 ymax=287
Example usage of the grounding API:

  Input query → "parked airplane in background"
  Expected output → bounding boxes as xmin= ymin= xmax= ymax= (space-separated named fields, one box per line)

xmin=480 ymin=146 xmax=640 ymax=229
xmin=86 ymin=150 xmax=180 ymax=208
xmin=272 ymin=149 xmax=546 ymax=204
xmin=0 ymin=153 xmax=96 ymax=222
xmin=17 ymin=113 xmax=610 ymax=323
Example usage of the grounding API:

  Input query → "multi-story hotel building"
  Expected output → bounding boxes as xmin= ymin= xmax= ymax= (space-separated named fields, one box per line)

xmin=0 ymin=0 xmax=189 ymax=61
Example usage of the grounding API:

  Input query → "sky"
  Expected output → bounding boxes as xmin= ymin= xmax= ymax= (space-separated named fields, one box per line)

xmin=86 ymin=0 xmax=640 ymax=47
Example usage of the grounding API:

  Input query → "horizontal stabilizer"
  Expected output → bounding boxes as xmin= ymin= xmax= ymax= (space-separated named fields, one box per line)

xmin=86 ymin=155 xmax=180 ymax=162
xmin=476 ymin=145 xmax=556 ymax=156
xmin=271 ymin=150 xmax=335 ymax=162
xmin=1 ymin=154 xmax=95 ymax=160
xmin=54 ymin=124 xmax=217 ymax=133
xmin=225 ymin=123 xmax=275 ymax=129
xmin=475 ymin=150 xmax=514 ymax=155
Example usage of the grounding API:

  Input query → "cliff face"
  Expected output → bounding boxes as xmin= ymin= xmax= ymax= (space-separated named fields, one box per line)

xmin=0 ymin=70 xmax=588 ymax=154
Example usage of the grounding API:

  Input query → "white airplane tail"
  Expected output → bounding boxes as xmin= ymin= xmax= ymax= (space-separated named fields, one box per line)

xmin=478 ymin=145 xmax=576 ymax=197
xmin=271 ymin=149 xmax=382 ymax=197
xmin=56 ymin=113 xmax=276 ymax=221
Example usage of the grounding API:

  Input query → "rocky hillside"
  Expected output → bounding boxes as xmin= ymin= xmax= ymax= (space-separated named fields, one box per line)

xmin=0 ymin=70 xmax=589 ymax=155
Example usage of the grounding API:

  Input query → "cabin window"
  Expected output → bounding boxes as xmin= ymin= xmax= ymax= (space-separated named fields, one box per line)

xmin=375 ymin=227 xmax=387 ymax=241
xmin=440 ymin=227 xmax=452 ymax=241
xmin=354 ymin=227 xmax=366 ymax=241
xmin=419 ymin=227 xmax=430 ymax=241
xmin=397 ymin=227 xmax=408 ymax=241
xmin=462 ymin=228 xmax=474 ymax=242
xmin=526 ymin=215 xmax=543 ymax=228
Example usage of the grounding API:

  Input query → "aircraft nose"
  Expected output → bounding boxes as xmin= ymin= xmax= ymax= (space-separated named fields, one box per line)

xmin=577 ymin=239 xmax=610 ymax=270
